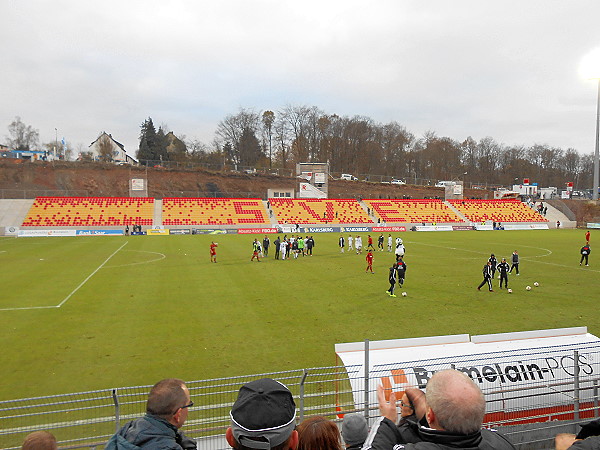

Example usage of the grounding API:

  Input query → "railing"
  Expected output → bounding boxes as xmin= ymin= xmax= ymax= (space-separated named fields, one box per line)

xmin=2 ymin=345 xmax=600 ymax=450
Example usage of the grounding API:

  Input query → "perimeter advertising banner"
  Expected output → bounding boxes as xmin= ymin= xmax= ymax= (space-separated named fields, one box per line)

xmin=146 ymin=229 xmax=170 ymax=235
xmin=238 ymin=228 xmax=278 ymax=234
xmin=372 ymin=226 xmax=407 ymax=232
xmin=18 ymin=230 xmax=76 ymax=237
xmin=335 ymin=328 xmax=600 ymax=419
xmin=76 ymin=230 xmax=123 ymax=236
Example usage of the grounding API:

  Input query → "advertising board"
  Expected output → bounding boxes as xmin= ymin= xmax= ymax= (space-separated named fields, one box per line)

xmin=238 ymin=228 xmax=278 ymax=234
xmin=335 ymin=328 xmax=599 ymax=421
xmin=18 ymin=229 xmax=77 ymax=237
xmin=413 ymin=225 xmax=453 ymax=232
xmin=76 ymin=230 xmax=123 ymax=236
xmin=372 ymin=226 xmax=407 ymax=232
xmin=146 ymin=229 xmax=170 ymax=235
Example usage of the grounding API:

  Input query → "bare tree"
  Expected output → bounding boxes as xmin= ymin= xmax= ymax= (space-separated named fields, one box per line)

xmin=216 ymin=108 xmax=260 ymax=165
xmin=262 ymin=111 xmax=275 ymax=168
xmin=7 ymin=116 xmax=39 ymax=151
xmin=98 ymin=134 xmax=114 ymax=162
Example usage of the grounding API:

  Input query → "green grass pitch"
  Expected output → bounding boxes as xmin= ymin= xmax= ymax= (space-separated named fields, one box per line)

xmin=0 ymin=229 xmax=597 ymax=401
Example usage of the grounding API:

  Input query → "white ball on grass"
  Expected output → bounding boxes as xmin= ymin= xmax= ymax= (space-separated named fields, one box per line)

xmin=401 ymin=292 xmax=407 ymax=297
xmin=526 ymin=286 xmax=532 ymax=291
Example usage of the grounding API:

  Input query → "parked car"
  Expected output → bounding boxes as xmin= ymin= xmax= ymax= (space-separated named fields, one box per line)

xmin=435 ymin=181 xmax=456 ymax=188
xmin=341 ymin=173 xmax=358 ymax=181
xmin=391 ymin=179 xmax=406 ymax=185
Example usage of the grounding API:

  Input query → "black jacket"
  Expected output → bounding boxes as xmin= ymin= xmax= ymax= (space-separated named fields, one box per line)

xmin=363 ymin=417 xmax=515 ymax=450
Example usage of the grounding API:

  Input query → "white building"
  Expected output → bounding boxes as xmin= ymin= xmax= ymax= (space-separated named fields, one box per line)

xmin=85 ymin=132 xmax=136 ymax=164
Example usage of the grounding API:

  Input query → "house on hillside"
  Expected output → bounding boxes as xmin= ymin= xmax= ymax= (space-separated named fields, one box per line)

xmin=84 ymin=132 xmax=137 ymax=164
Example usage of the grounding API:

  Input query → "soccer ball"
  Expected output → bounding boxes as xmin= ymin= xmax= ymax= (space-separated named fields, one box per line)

xmin=507 ymin=288 xmax=512 ymax=293
xmin=533 ymin=282 xmax=539 ymax=287
xmin=401 ymin=292 xmax=407 ymax=297
xmin=526 ymin=286 xmax=532 ymax=291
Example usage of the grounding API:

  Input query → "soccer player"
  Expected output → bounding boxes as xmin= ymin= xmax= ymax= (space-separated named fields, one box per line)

xmin=367 ymin=235 xmax=375 ymax=251
xmin=250 ymin=239 xmax=261 ymax=262
xmin=488 ymin=254 xmax=498 ymax=279
xmin=477 ymin=261 xmax=494 ymax=292
xmin=497 ymin=257 xmax=510 ymax=289
xmin=339 ymin=235 xmax=345 ymax=253
xmin=378 ymin=234 xmax=384 ymax=251
xmin=510 ymin=250 xmax=520 ymax=275
xmin=386 ymin=263 xmax=398 ymax=297
xmin=279 ymin=238 xmax=287 ymax=260
xmin=365 ymin=251 xmax=374 ymax=273
xmin=210 ymin=241 xmax=218 ymax=263
xmin=355 ymin=235 xmax=363 ymax=254
xmin=586 ymin=230 xmax=591 ymax=244
xmin=262 ymin=235 xmax=270 ymax=257
xmin=387 ymin=234 xmax=393 ymax=252
xmin=396 ymin=257 xmax=407 ymax=287
xmin=348 ymin=235 xmax=353 ymax=251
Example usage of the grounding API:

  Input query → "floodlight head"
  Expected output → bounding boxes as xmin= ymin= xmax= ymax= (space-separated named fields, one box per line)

xmin=580 ymin=48 xmax=600 ymax=80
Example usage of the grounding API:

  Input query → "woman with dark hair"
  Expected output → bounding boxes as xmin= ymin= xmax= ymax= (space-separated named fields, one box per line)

xmin=297 ymin=416 xmax=343 ymax=450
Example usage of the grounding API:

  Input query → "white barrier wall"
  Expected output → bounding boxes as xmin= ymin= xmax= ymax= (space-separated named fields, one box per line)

xmin=335 ymin=327 xmax=600 ymax=415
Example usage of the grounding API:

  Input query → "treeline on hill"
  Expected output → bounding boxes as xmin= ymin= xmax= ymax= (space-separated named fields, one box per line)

xmin=136 ymin=106 xmax=594 ymax=189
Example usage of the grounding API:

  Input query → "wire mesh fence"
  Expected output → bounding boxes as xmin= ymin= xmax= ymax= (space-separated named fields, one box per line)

xmin=2 ymin=345 xmax=599 ymax=450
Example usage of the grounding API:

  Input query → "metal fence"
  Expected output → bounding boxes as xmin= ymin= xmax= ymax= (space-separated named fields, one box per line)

xmin=2 ymin=346 xmax=599 ymax=450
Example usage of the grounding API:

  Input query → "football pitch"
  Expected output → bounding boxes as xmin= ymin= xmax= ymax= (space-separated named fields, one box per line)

xmin=0 ymin=229 xmax=597 ymax=402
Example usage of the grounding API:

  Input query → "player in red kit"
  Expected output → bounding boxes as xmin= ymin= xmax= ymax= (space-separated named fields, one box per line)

xmin=365 ymin=250 xmax=374 ymax=273
xmin=210 ymin=241 xmax=218 ymax=263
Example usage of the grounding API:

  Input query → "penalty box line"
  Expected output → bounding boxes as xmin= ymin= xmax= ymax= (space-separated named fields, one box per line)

xmin=0 ymin=241 xmax=129 ymax=312
xmin=56 ymin=241 xmax=129 ymax=308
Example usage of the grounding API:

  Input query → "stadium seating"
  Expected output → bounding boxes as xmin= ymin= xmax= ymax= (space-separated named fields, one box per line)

xmin=162 ymin=198 xmax=269 ymax=225
xmin=448 ymin=199 xmax=547 ymax=223
xmin=364 ymin=199 xmax=463 ymax=223
xmin=21 ymin=197 xmax=154 ymax=226
xmin=269 ymin=199 xmax=372 ymax=224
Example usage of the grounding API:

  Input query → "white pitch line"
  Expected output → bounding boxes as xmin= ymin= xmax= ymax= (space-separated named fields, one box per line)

xmin=0 ymin=305 xmax=59 ymax=312
xmin=56 ymin=241 xmax=129 ymax=308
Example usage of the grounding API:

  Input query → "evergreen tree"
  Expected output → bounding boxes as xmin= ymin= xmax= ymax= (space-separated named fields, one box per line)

xmin=137 ymin=117 xmax=157 ymax=163
xmin=239 ymin=127 xmax=263 ymax=167
xmin=155 ymin=127 xmax=170 ymax=162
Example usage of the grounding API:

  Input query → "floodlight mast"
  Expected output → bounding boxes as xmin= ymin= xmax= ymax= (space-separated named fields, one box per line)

xmin=594 ymin=78 xmax=600 ymax=201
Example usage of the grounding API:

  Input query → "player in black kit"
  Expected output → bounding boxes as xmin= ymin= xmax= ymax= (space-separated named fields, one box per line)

xmin=497 ymin=257 xmax=510 ymax=289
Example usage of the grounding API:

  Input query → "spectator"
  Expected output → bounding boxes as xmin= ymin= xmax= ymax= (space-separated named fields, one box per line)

xmin=297 ymin=416 xmax=343 ymax=450
xmin=22 ymin=431 xmax=58 ymax=450
xmin=341 ymin=414 xmax=368 ymax=450
xmin=363 ymin=369 xmax=515 ymax=449
xmin=226 ymin=378 xmax=298 ymax=450
xmin=105 ymin=378 xmax=196 ymax=449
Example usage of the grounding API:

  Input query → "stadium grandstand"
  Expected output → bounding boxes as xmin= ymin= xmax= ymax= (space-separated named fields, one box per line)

xmin=162 ymin=198 xmax=269 ymax=225
xmin=269 ymin=198 xmax=372 ymax=224
xmin=448 ymin=199 xmax=547 ymax=223
xmin=364 ymin=199 xmax=463 ymax=223
xmin=21 ymin=197 xmax=154 ymax=227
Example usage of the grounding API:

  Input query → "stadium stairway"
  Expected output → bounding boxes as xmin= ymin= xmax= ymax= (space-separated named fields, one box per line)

xmin=263 ymin=200 xmax=278 ymax=227
xmin=542 ymin=203 xmax=575 ymax=228
xmin=444 ymin=201 xmax=469 ymax=222
xmin=154 ymin=199 xmax=162 ymax=227
xmin=0 ymin=199 xmax=34 ymax=234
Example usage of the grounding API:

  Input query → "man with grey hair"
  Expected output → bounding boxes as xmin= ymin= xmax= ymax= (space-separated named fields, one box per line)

xmin=363 ymin=369 xmax=515 ymax=449
xmin=105 ymin=378 xmax=196 ymax=450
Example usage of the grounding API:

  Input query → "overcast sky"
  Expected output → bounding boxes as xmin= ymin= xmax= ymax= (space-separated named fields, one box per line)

xmin=2 ymin=0 xmax=600 ymax=158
